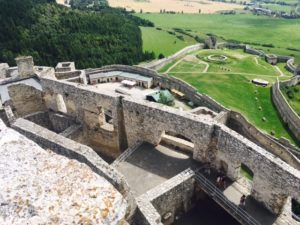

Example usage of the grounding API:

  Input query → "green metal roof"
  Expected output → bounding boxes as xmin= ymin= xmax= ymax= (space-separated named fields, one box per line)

xmin=147 ymin=90 xmax=174 ymax=102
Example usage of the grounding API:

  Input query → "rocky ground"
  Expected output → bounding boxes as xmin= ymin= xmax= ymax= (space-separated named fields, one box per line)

xmin=0 ymin=120 xmax=127 ymax=225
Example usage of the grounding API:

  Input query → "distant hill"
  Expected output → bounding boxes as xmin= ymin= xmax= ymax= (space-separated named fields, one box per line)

xmin=0 ymin=0 xmax=154 ymax=68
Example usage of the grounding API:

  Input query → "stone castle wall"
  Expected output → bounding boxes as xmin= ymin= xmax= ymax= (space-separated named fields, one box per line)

xmin=142 ymin=44 xmax=204 ymax=71
xmin=40 ymin=77 xmax=128 ymax=157
xmin=272 ymin=76 xmax=300 ymax=141
xmin=8 ymin=83 xmax=46 ymax=117
xmin=227 ymin=111 xmax=300 ymax=169
xmin=55 ymin=70 xmax=82 ymax=80
xmin=136 ymin=169 xmax=196 ymax=225
xmin=9 ymin=75 xmax=300 ymax=216
xmin=24 ymin=111 xmax=77 ymax=134
xmin=122 ymin=97 xmax=215 ymax=162
xmin=215 ymin=124 xmax=300 ymax=214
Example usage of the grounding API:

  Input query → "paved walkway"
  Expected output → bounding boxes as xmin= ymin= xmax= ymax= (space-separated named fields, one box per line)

xmin=116 ymin=143 xmax=199 ymax=196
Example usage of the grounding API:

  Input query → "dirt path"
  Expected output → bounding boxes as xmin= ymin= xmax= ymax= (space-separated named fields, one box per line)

xmin=274 ymin=66 xmax=285 ymax=77
xmin=254 ymin=57 xmax=259 ymax=65
xmin=199 ymin=60 xmax=209 ymax=73
xmin=166 ymin=58 xmax=185 ymax=73
xmin=166 ymin=56 xmax=209 ymax=73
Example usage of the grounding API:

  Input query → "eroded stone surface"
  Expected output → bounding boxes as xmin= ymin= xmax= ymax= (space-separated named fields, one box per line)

xmin=0 ymin=122 xmax=127 ymax=225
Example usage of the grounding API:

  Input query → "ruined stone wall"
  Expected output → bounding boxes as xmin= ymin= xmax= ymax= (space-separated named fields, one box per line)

xmin=122 ymin=97 xmax=215 ymax=162
xmin=272 ymin=77 xmax=300 ymax=141
xmin=11 ymin=118 xmax=136 ymax=221
xmin=227 ymin=111 xmax=300 ymax=169
xmin=245 ymin=45 xmax=265 ymax=56
xmin=287 ymin=58 xmax=296 ymax=73
xmin=55 ymin=70 xmax=81 ymax=80
xmin=36 ymin=71 xmax=300 ymax=217
xmin=48 ymin=111 xmax=77 ymax=133
xmin=8 ymin=83 xmax=46 ymax=117
xmin=142 ymin=44 xmax=204 ymax=71
xmin=0 ymin=63 xmax=9 ymax=79
xmin=134 ymin=169 xmax=195 ymax=225
xmin=40 ymin=77 xmax=126 ymax=157
xmin=138 ymin=169 xmax=196 ymax=225
xmin=24 ymin=111 xmax=53 ymax=130
xmin=215 ymin=124 xmax=300 ymax=214
xmin=23 ymin=110 xmax=78 ymax=134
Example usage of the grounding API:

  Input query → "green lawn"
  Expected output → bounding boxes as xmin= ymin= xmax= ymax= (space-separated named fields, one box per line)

xmin=282 ymin=85 xmax=300 ymax=116
xmin=168 ymin=60 xmax=207 ymax=73
xmin=137 ymin=13 xmax=300 ymax=61
xmin=141 ymin=27 xmax=196 ymax=58
xmin=159 ymin=49 xmax=298 ymax=144
xmin=197 ymin=49 xmax=279 ymax=75
xmin=170 ymin=72 xmax=297 ymax=142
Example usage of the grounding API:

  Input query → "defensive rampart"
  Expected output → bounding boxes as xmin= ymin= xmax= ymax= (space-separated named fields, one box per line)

xmin=272 ymin=76 xmax=300 ymax=141
xmin=142 ymin=43 xmax=204 ymax=71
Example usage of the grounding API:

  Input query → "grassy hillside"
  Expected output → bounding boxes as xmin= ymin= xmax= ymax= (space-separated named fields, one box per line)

xmin=137 ymin=13 xmax=300 ymax=61
xmin=160 ymin=49 xmax=298 ymax=144
xmin=141 ymin=27 xmax=196 ymax=58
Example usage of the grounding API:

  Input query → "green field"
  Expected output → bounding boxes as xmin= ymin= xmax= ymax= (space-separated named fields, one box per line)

xmin=141 ymin=27 xmax=196 ymax=58
xmin=261 ymin=3 xmax=293 ymax=13
xmin=196 ymin=49 xmax=280 ymax=75
xmin=282 ymin=85 xmax=300 ymax=116
xmin=160 ymin=49 xmax=298 ymax=144
xmin=138 ymin=13 xmax=300 ymax=61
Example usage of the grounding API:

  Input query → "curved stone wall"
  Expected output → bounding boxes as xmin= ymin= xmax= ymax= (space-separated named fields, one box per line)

xmin=88 ymin=64 xmax=227 ymax=113
xmin=287 ymin=58 xmax=296 ymax=73
xmin=272 ymin=76 xmax=300 ymax=141
xmin=142 ymin=43 xmax=204 ymax=71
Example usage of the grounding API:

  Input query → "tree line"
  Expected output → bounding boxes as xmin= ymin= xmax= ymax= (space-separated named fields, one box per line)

xmin=0 ymin=0 xmax=155 ymax=69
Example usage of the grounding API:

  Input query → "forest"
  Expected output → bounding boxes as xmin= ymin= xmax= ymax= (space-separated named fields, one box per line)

xmin=0 ymin=0 xmax=154 ymax=68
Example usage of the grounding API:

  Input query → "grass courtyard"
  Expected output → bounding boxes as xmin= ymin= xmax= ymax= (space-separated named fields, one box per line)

xmin=160 ymin=49 xmax=299 ymax=145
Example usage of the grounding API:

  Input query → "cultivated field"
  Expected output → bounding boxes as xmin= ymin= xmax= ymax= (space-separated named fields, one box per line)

xmin=108 ymin=0 xmax=243 ymax=14
xmin=137 ymin=13 xmax=300 ymax=61
xmin=159 ymin=49 xmax=298 ymax=144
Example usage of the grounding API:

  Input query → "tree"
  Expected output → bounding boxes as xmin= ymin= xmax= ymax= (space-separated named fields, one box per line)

xmin=158 ymin=53 xmax=165 ymax=59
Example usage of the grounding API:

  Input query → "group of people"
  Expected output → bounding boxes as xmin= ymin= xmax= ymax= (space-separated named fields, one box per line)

xmin=239 ymin=195 xmax=247 ymax=209
xmin=203 ymin=166 xmax=248 ymax=211
xmin=216 ymin=175 xmax=227 ymax=189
